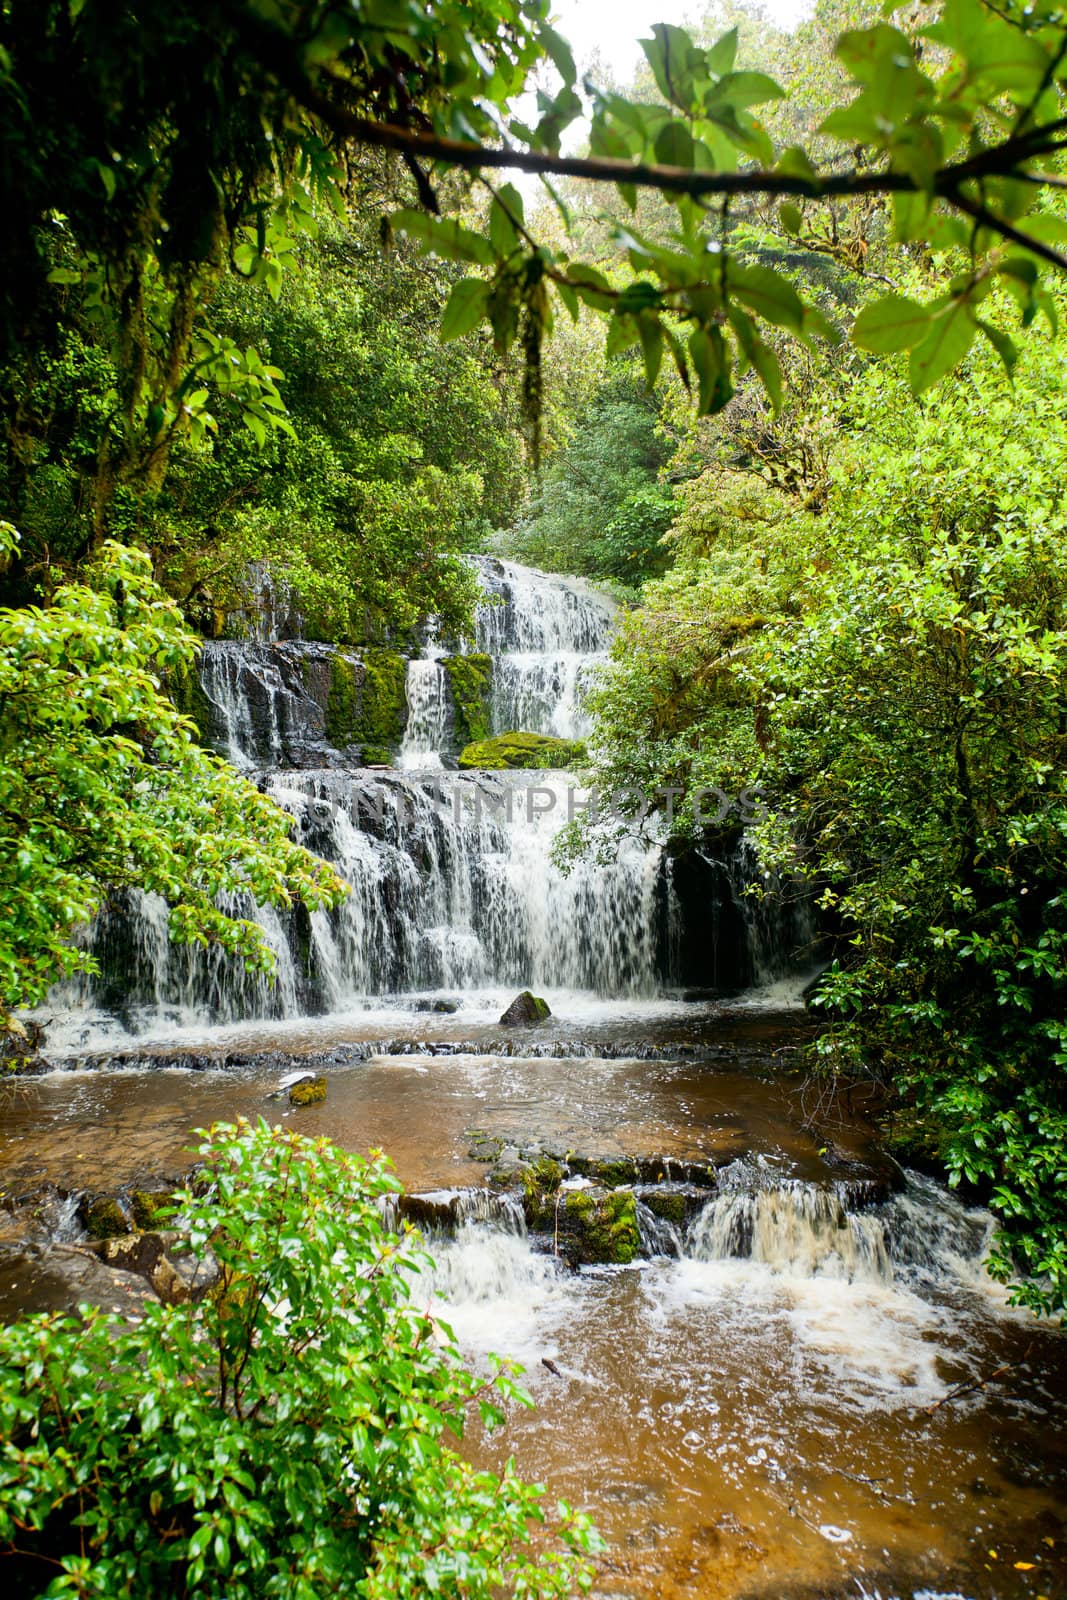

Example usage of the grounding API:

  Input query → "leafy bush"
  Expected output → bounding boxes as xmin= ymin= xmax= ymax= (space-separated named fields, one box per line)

xmin=0 ymin=529 xmax=345 ymax=1023
xmin=0 ymin=1121 xmax=598 ymax=1598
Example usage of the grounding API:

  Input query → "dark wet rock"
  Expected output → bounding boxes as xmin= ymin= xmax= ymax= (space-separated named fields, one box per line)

xmin=467 ymin=1135 xmax=504 ymax=1163
xmin=498 ymin=990 xmax=551 ymax=1027
xmin=0 ymin=1018 xmax=49 ymax=1075
xmin=487 ymin=1154 xmax=533 ymax=1189
xmin=0 ymin=1244 xmax=157 ymax=1321
xmin=414 ymin=997 xmax=461 ymax=1013
xmin=92 ymin=1232 xmax=191 ymax=1305
xmin=289 ymin=1075 xmax=327 ymax=1106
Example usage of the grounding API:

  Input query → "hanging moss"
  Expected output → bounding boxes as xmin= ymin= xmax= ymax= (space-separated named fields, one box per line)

xmin=325 ymin=648 xmax=408 ymax=762
xmin=440 ymin=653 xmax=493 ymax=747
xmin=458 ymin=731 xmax=587 ymax=770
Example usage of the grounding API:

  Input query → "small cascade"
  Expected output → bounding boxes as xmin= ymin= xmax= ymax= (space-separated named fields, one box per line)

xmin=489 ymin=653 xmax=601 ymax=741
xmin=196 ymin=640 xmax=344 ymax=770
xmin=636 ymin=1199 xmax=685 ymax=1259
xmin=465 ymin=557 xmax=614 ymax=742
xmin=682 ymin=1168 xmax=997 ymax=1293
xmin=398 ymin=659 xmax=452 ymax=770
xmin=468 ymin=557 xmax=615 ymax=654
xmin=687 ymin=1183 xmax=893 ymax=1284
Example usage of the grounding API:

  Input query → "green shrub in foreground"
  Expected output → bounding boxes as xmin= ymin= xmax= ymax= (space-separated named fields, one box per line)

xmin=0 ymin=1121 xmax=598 ymax=1598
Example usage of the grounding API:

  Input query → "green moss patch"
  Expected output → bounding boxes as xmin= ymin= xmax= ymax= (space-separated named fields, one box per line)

xmin=326 ymin=648 xmax=408 ymax=761
xmin=458 ymin=731 xmax=587 ymax=770
xmin=441 ymin=653 xmax=493 ymax=748
xmin=559 ymin=1187 xmax=639 ymax=1266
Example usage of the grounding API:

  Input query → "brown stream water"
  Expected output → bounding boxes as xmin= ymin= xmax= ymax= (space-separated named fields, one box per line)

xmin=1 ymin=996 xmax=1064 ymax=1599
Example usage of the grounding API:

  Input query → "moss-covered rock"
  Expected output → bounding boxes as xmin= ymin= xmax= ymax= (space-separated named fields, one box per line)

xmin=168 ymin=658 xmax=215 ymax=745
xmin=583 ymin=1157 xmax=639 ymax=1189
xmin=326 ymin=648 xmax=408 ymax=762
xmin=289 ymin=1075 xmax=327 ymax=1106
xmin=499 ymin=990 xmax=551 ymax=1026
xmin=441 ymin=653 xmax=493 ymax=748
xmin=522 ymin=1157 xmax=565 ymax=1229
xmin=636 ymin=1189 xmax=687 ymax=1226
xmin=558 ymin=1187 xmax=639 ymax=1267
xmin=130 ymin=1189 xmax=174 ymax=1231
xmin=82 ymin=1195 xmax=129 ymax=1241
xmin=458 ymin=731 xmax=587 ymax=771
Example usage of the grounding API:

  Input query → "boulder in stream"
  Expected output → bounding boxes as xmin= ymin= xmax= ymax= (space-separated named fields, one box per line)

xmin=288 ymin=1074 xmax=327 ymax=1106
xmin=499 ymin=990 xmax=551 ymax=1027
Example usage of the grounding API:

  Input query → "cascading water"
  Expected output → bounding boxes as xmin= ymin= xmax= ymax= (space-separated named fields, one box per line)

xmin=470 ymin=559 xmax=613 ymax=742
xmin=397 ymin=657 xmax=451 ymax=770
xmin=44 ymin=558 xmax=677 ymax=1043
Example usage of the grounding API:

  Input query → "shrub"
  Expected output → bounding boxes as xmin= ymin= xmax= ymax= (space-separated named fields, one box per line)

xmin=0 ymin=1121 xmax=598 ymax=1598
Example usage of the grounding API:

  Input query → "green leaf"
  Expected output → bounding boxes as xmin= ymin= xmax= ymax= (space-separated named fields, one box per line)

xmin=909 ymin=301 xmax=977 ymax=394
xmin=778 ymin=145 xmax=818 ymax=184
xmin=975 ymin=318 xmax=1017 ymax=378
xmin=555 ymin=279 xmax=580 ymax=322
xmin=751 ymin=340 xmax=783 ymax=413
xmin=711 ymin=70 xmax=785 ymax=108
xmin=441 ymin=278 xmax=489 ymax=341
xmin=641 ymin=23 xmax=700 ymax=109
xmin=540 ymin=23 xmax=576 ymax=86
xmin=654 ymin=121 xmax=696 ymax=167
xmin=728 ymin=263 xmax=805 ymax=334
xmin=705 ymin=27 xmax=738 ymax=76
xmin=636 ymin=313 xmax=664 ymax=388
xmin=778 ymin=203 xmax=802 ymax=236
xmin=852 ymin=294 xmax=932 ymax=353
xmin=392 ymin=209 xmax=493 ymax=266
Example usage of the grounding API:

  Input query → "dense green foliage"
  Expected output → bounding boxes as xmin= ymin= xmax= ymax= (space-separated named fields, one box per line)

xmin=149 ymin=213 xmax=524 ymax=642
xmin=0 ymin=530 xmax=344 ymax=1021
xmin=581 ymin=306 xmax=1067 ymax=1315
xmin=0 ymin=1121 xmax=597 ymax=1597
xmin=503 ymin=365 xmax=676 ymax=586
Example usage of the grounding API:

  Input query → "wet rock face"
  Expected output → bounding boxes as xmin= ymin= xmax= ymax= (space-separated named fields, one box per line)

xmin=499 ymin=990 xmax=552 ymax=1027
xmin=193 ymin=641 xmax=411 ymax=769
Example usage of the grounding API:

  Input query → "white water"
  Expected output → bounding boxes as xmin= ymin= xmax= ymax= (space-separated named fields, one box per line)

xmin=397 ymin=556 xmax=615 ymax=769
xmin=397 ymin=657 xmax=450 ymax=771
xmin=43 ymin=557 xmax=668 ymax=1045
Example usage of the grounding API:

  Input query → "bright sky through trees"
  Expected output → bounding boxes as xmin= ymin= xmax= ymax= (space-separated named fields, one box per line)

xmin=551 ymin=0 xmax=811 ymax=80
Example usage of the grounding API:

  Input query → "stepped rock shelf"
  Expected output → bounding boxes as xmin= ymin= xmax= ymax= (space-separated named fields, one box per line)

xmin=7 ymin=557 xmax=1066 ymax=1600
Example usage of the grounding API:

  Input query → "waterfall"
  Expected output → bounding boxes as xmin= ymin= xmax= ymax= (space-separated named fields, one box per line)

xmin=682 ymin=1167 xmax=996 ymax=1293
xmin=397 ymin=658 xmax=452 ymax=770
xmin=468 ymin=557 xmax=615 ymax=654
xmin=42 ymin=555 xmax=806 ymax=1043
